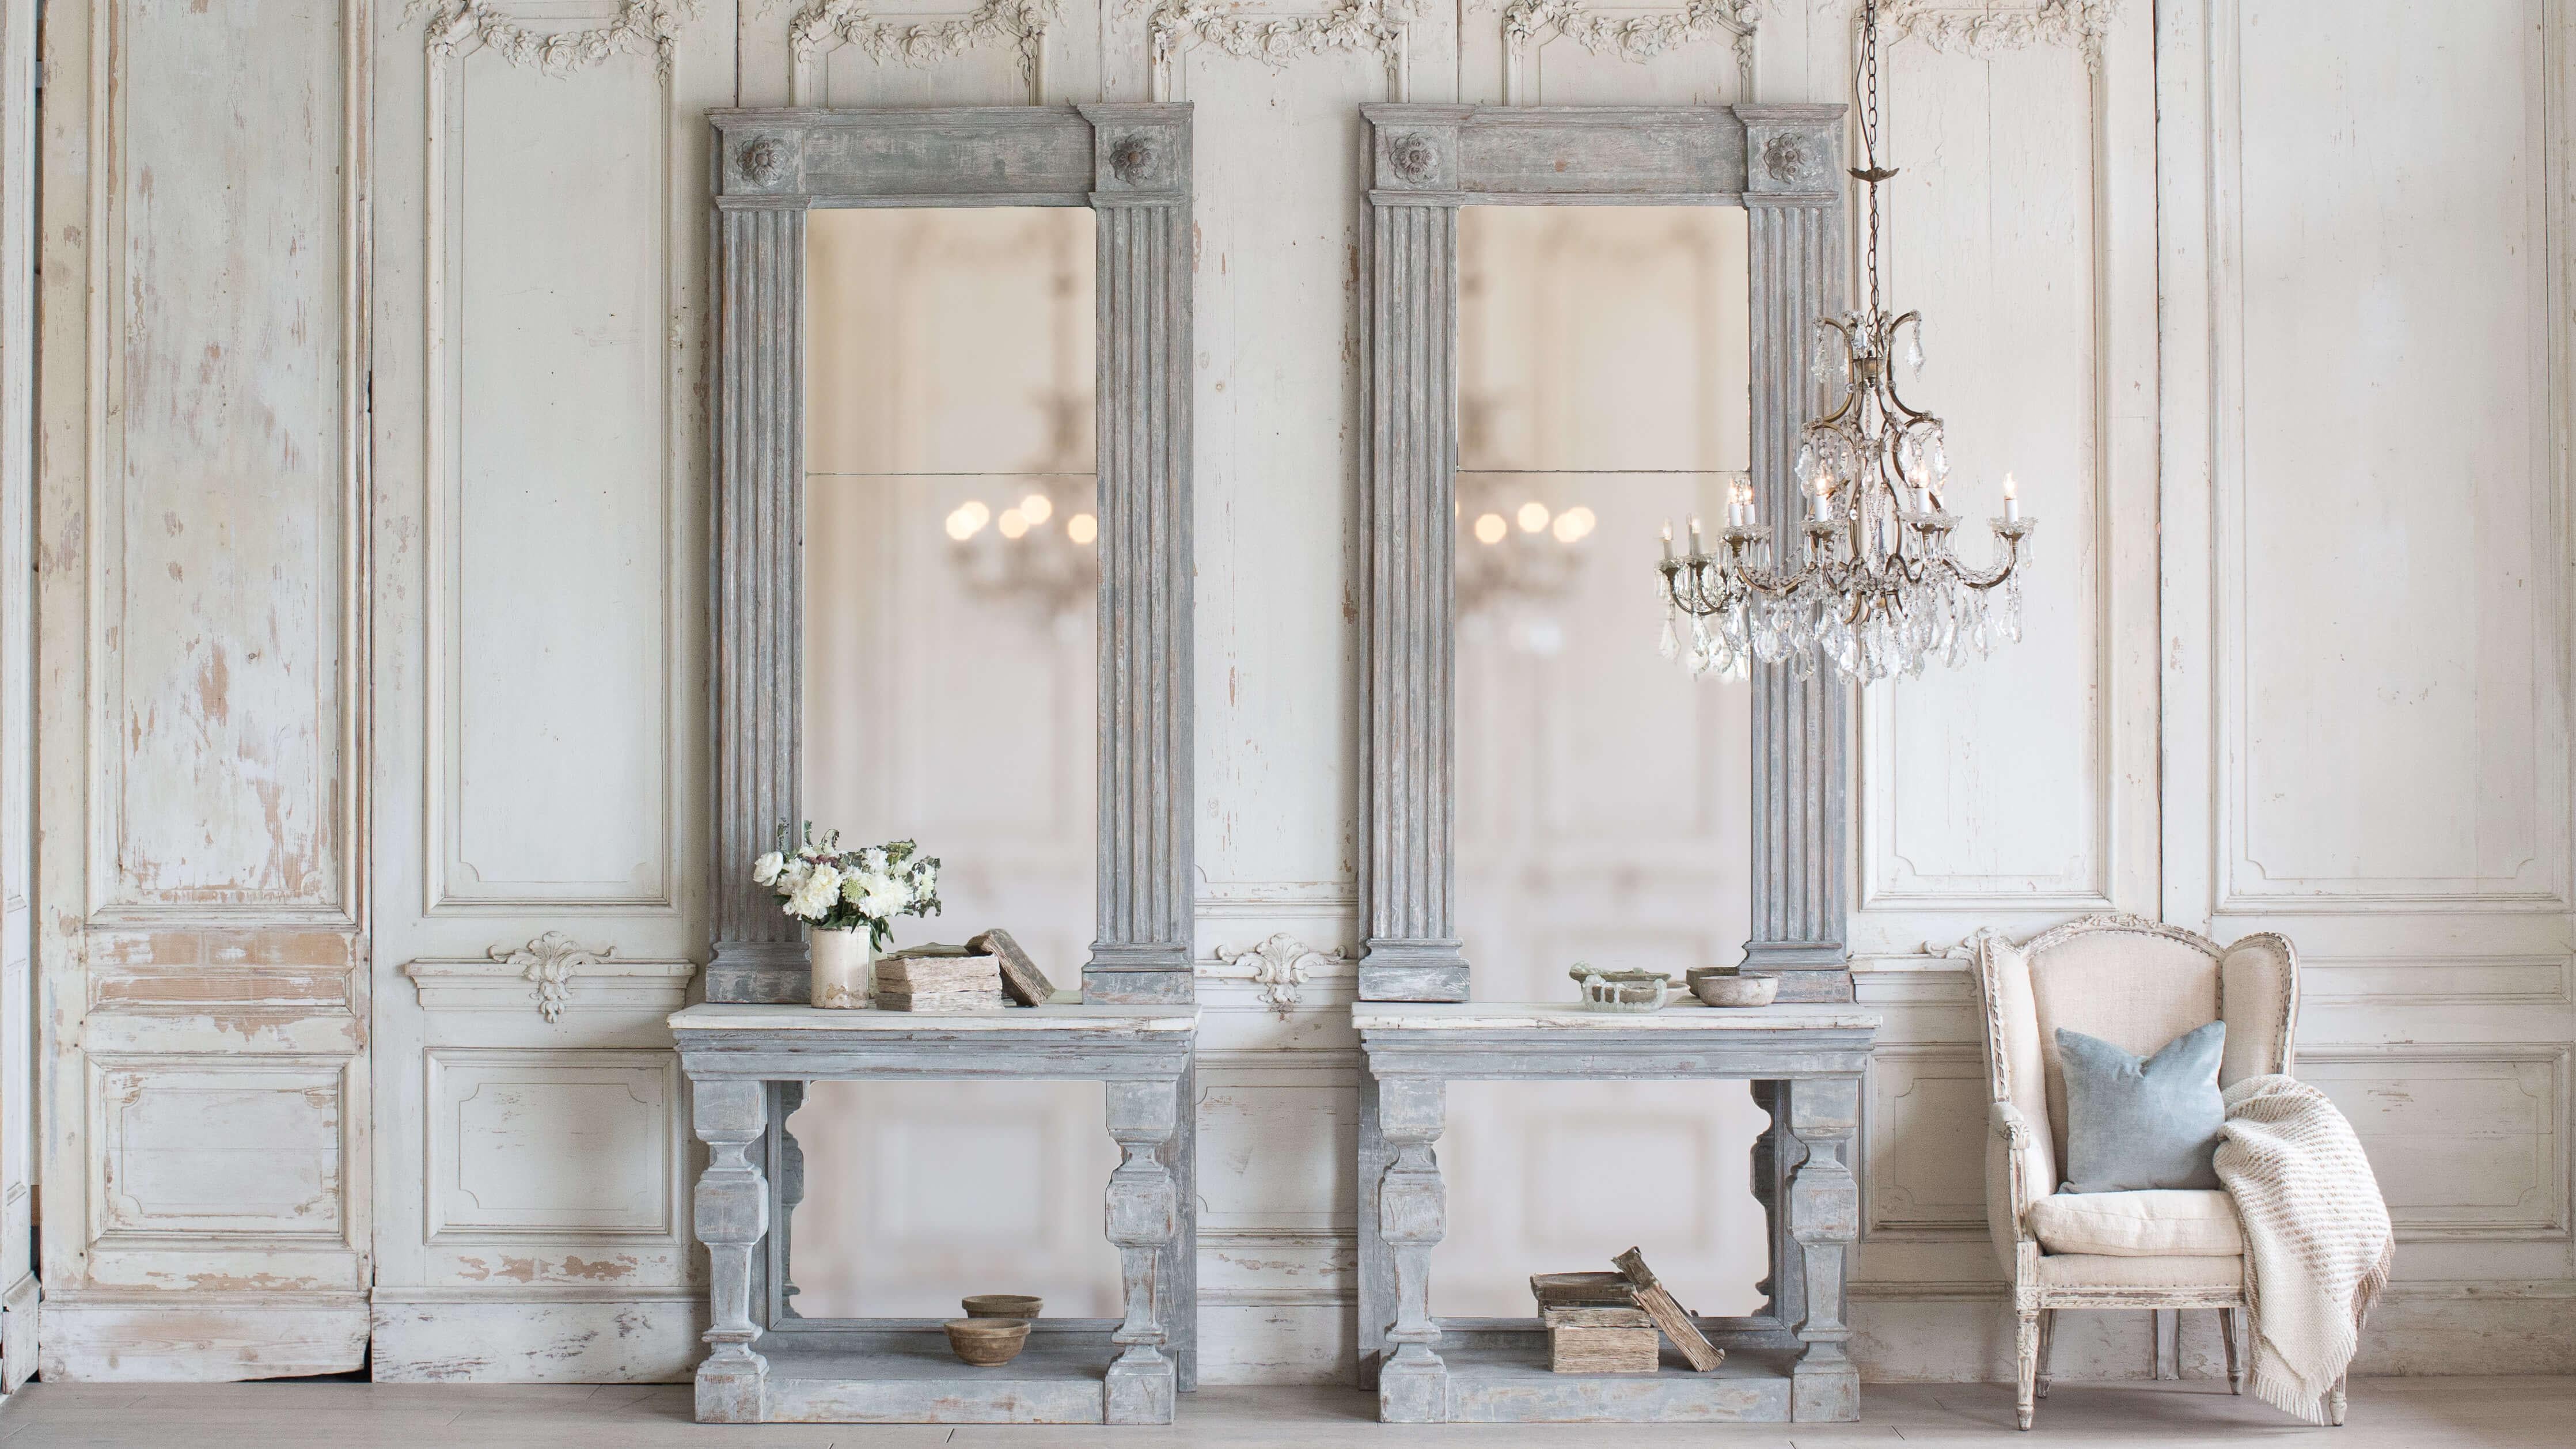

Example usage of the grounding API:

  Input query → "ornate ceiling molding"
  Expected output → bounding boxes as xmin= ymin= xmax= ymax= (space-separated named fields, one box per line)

xmin=1139 ymin=0 xmax=1421 ymax=103
xmin=790 ymin=0 xmax=1063 ymax=92
xmin=411 ymin=0 xmax=708 ymax=79
xmin=1878 ymin=0 xmax=2116 ymax=67
xmin=1501 ymin=0 xmax=1760 ymax=105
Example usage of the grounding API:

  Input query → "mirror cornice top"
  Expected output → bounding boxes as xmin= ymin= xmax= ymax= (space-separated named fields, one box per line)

xmin=1359 ymin=103 xmax=1842 ymax=207
xmin=710 ymin=104 xmax=1191 ymax=209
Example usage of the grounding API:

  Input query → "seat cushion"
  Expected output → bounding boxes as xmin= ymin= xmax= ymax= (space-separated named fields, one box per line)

xmin=2057 ymin=1021 xmax=2226 ymax=1192
xmin=2027 ymin=1189 xmax=2244 ymax=1257
xmin=2036 ymin=1253 xmax=2244 ymax=1293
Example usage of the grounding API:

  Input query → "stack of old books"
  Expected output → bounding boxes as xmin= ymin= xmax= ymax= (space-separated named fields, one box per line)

xmin=1528 ymin=1247 xmax=1724 ymax=1375
xmin=874 ymin=945 xmax=1004 ymax=1012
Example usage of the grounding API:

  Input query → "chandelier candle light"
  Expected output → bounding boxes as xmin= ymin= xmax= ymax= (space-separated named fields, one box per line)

xmin=1655 ymin=0 xmax=2035 ymax=683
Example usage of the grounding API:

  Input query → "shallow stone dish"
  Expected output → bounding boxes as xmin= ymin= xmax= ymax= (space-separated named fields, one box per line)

xmin=1691 ymin=973 xmax=1780 ymax=1008
xmin=944 ymin=1317 xmax=1033 ymax=1366
xmin=962 ymin=1294 xmax=1044 ymax=1319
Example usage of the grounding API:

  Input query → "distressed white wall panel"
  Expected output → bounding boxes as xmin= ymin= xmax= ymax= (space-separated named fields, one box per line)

xmin=96 ymin=0 xmax=361 ymax=919
xmin=2303 ymin=1048 xmax=2569 ymax=1242
xmin=2217 ymin=0 xmax=2568 ymax=916
xmin=94 ymin=1061 xmax=347 ymax=1240
xmin=435 ymin=48 xmax=673 ymax=909
xmin=1865 ymin=1048 xmax=1988 ymax=1239
xmin=427 ymin=1050 xmax=676 ymax=1236
xmin=1860 ymin=34 xmax=2114 ymax=915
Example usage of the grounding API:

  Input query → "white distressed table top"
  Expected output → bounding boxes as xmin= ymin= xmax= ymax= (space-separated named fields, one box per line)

xmin=669 ymin=1002 xmax=1200 ymax=1034
xmin=1350 ymin=1001 xmax=1883 ymax=1032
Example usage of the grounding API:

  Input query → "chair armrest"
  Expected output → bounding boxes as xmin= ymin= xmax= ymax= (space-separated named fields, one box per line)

xmin=1989 ymin=1102 xmax=2042 ymax=1245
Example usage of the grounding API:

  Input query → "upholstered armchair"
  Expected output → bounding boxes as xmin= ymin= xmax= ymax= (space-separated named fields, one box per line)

xmin=1971 ymin=915 xmax=2323 ymax=1430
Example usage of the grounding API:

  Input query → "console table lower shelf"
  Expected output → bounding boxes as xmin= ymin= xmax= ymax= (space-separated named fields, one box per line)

xmin=754 ymin=1329 xmax=1148 ymax=1424
xmin=1434 ymin=1339 xmax=1801 ymax=1423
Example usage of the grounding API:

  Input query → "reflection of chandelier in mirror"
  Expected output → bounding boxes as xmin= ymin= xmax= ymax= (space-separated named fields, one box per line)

xmin=1455 ymin=479 xmax=1603 ymax=655
xmin=1655 ymin=0 xmax=2034 ymax=684
xmin=944 ymin=479 xmax=1098 ymax=627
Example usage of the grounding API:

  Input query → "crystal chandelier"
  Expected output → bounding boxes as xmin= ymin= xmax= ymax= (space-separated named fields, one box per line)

xmin=1656 ymin=0 xmax=2034 ymax=683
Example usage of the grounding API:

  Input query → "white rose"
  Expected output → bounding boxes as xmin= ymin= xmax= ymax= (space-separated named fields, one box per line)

xmin=751 ymin=852 xmax=785 ymax=886
xmin=860 ymin=887 xmax=910 ymax=920
xmin=858 ymin=846 xmax=889 ymax=875
xmin=774 ymin=859 xmax=811 ymax=898
xmin=787 ymin=864 xmax=841 ymax=920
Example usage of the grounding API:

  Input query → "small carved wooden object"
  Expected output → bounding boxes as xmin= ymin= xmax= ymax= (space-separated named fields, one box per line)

xmin=1543 ymin=1306 xmax=1659 ymax=1375
xmin=1613 ymin=1246 xmax=1725 ymax=1372
xmin=968 ymin=928 xmax=1057 ymax=1006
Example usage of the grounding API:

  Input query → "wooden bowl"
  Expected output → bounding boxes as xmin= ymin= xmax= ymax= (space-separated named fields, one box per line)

xmin=962 ymin=1294 xmax=1044 ymax=1319
xmin=944 ymin=1317 xmax=1031 ymax=1367
xmin=1692 ymin=973 xmax=1779 ymax=1008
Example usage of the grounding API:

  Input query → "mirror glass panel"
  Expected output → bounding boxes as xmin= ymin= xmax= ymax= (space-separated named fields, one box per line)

xmin=1436 ymin=205 xmax=1768 ymax=1318
xmin=790 ymin=206 xmax=1120 ymax=1319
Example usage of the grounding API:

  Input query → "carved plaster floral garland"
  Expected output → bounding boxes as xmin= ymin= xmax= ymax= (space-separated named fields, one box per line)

xmin=1876 ymin=0 xmax=2117 ymax=66
xmin=1136 ymin=0 xmax=1420 ymax=98
xmin=789 ymin=0 xmax=1064 ymax=83
xmin=1503 ymin=0 xmax=1760 ymax=69
xmin=411 ymin=0 xmax=709 ymax=79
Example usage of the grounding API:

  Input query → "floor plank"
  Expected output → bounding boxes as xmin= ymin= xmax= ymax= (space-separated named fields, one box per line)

xmin=0 ymin=1378 xmax=2570 ymax=1446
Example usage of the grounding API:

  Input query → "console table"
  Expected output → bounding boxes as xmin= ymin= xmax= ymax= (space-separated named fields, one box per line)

xmin=1354 ymin=1001 xmax=1881 ymax=1424
xmin=670 ymin=1003 xmax=1198 ymax=1425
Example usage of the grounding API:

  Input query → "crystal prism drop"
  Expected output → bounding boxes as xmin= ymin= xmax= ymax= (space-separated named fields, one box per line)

xmin=1657 ymin=610 xmax=1680 ymax=661
xmin=1906 ymin=320 xmax=1926 ymax=377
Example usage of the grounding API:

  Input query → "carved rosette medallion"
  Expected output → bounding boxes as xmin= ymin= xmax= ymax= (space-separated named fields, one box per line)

xmin=739 ymin=136 xmax=794 ymax=187
xmin=1111 ymin=135 xmax=1159 ymax=184
xmin=1386 ymin=132 xmax=1439 ymax=185
xmin=1761 ymin=132 xmax=1821 ymax=188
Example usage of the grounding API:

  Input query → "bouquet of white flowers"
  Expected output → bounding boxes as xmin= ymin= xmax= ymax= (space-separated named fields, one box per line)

xmin=752 ymin=823 xmax=942 ymax=950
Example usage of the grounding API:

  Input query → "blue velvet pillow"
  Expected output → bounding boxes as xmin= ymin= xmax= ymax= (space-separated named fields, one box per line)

xmin=2055 ymin=1021 xmax=2226 ymax=1193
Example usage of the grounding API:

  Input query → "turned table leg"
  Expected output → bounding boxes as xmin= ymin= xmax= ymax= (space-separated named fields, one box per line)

xmin=1376 ymin=1076 xmax=1448 ymax=1423
xmin=692 ymin=1079 xmax=772 ymax=1424
xmin=1103 ymin=1078 xmax=1181 ymax=1425
xmin=1786 ymin=1075 xmax=1861 ymax=1423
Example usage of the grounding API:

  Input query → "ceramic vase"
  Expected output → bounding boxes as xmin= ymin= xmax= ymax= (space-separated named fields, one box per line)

xmin=810 ymin=927 xmax=877 ymax=1009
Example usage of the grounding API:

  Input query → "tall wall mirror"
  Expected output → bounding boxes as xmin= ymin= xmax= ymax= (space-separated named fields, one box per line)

xmin=1354 ymin=104 xmax=1849 ymax=1361
xmin=705 ymin=104 xmax=1196 ymax=1371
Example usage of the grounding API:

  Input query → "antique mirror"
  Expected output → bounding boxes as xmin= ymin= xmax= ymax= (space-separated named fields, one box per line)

xmin=1355 ymin=103 xmax=1847 ymax=1352
xmin=1357 ymin=105 xmax=1852 ymax=1005
xmin=704 ymin=104 xmax=1194 ymax=1368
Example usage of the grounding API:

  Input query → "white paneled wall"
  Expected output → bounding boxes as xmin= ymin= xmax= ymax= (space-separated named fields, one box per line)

xmin=20 ymin=0 xmax=2576 ymax=1386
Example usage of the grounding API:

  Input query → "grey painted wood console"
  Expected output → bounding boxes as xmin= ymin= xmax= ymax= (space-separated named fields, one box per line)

xmin=1354 ymin=1002 xmax=1881 ymax=1424
xmin=671 ymin=1004 xmax=1198 ymax=1425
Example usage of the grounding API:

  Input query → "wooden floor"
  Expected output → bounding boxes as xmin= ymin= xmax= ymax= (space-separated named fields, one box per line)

xmin=3 ymin=1378 xmax=2573 ymax=1447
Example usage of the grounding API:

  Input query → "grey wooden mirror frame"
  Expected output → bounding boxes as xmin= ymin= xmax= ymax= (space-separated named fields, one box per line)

xmin=1357 ymin=104 xmax=1854 ymax=1004
xmin=705 ymin=105 xmax=1196 ymax=1006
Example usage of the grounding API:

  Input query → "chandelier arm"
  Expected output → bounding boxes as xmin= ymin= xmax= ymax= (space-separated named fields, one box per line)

xmin=1944 ymin=529 xmax=2031 ymax=590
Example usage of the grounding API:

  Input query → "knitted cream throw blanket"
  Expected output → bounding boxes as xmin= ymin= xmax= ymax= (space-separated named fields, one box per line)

xmin=2215 ymin=1074 xmax=2393 ymax=1424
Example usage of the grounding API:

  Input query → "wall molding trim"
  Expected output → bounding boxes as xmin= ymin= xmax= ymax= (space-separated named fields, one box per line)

xmin=1141 ymin=0 xmax=1418 ymax=103
xmin=412 ymin=0 xmax=709 ymax=78
xmin=787 ymin=0 xmax=1061 ymax=103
